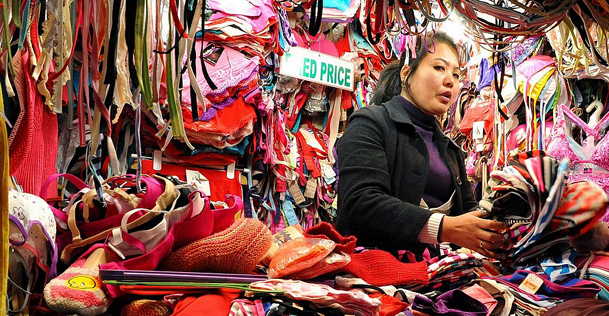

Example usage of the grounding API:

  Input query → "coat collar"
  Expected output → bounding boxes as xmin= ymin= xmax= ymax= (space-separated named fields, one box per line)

xmin=382 ymin=95 xmax=462 ymax=151
xmin=382 ymin=96 xmax=415 ymax=125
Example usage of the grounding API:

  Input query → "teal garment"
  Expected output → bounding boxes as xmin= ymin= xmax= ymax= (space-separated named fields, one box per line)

xmin=325 ymin=0 xmax=351 ymax=11
xmin=349 ymin=24 xmax=375 ymax=52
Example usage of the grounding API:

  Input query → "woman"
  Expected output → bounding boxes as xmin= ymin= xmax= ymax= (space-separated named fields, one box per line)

xmin=337 ymin=32 xmax=505 ymax=261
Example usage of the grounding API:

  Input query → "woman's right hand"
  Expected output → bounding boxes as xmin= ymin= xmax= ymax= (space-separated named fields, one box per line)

xmin=440 ymin=210 xmax=507 ymax=259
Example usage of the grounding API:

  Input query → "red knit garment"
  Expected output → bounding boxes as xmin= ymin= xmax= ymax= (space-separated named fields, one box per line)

xmin=9 ymin=50 xmax=58 ymax=195
xmin=304 ymin=222 xmax=357 ymax=254
xmin=171 ymin=289 xmax=241 ymax=316
xmin=342 ymin=250 xmax=429 ymax=286
xmin=160 ymin=218 xmax=272 ymax=273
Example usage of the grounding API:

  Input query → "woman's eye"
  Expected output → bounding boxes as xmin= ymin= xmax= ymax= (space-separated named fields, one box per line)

xmin=434 ymin=66 xmax=445 ymax=71
xmin=453 ymin=73 xmax=459 ymax=79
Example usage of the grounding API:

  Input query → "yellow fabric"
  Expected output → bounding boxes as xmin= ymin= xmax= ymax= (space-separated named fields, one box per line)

xmin=530 ymin=67 xmax=556 ymax=150
xmin=528 ymin=67 xmax=555 ymax=102
xmin=1 ymin=83 xmax=9 ymax=313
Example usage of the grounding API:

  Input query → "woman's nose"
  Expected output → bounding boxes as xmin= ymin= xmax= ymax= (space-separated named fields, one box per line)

xmin=444 ymin=75 xmax=454 ymax=87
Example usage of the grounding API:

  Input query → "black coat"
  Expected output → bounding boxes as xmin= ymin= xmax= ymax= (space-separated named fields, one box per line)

xmin=336 ymin=96 xmax=478 ymax=256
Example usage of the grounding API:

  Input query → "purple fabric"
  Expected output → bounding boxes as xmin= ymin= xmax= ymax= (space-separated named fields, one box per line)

xmin=199 ymin=97 xmax=237 ymax=121
xmin=477 ymin=59 xmax=502 ymax=91
xmin=412 ymin=289 xmax=488 ymax=316
xmin=400 ymin=97 xmax=454 ymax=208
xmin=512 ymin=36 xmax=543 ymax=65
xmin=278 ymin=7 xmax=298 ymax=47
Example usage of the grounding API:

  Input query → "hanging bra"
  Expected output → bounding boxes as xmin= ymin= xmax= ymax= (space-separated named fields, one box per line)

xmin=546 ymin=104 xmax=609 ymax=193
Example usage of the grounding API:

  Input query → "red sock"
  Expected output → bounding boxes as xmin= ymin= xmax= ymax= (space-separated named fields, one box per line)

xmin=342 ymin=250 xmax=429 ymax=286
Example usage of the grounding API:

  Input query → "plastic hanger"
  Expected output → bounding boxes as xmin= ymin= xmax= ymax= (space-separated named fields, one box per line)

xmin=586 ymin=97 xmax=604 ymax=127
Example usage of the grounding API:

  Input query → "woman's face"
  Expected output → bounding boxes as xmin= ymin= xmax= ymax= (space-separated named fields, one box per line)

xmin=400 ymin=43 xmax=460 ymax=116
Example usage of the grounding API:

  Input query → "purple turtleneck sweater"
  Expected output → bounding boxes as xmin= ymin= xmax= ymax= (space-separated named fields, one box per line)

xmin=400 ymin=96 xmax=454 ymax=208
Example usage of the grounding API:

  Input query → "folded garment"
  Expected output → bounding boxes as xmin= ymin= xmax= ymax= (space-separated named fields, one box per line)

xmin=545 ymin=297 xmax=609 ymax=316
xmin=247 ymin=279 xmax=382 ymax=316
xmin=304 ymin=0 xmax=361 ymax=23
xmin=462 ymin=284 xmax=498 ymax=316
xmin=208 ymin=0 xmax=277 ymax=34
xmin=182 ymin=96 xmax=257 ymax=149
xmin=492 ymin=270 xmax=601 ymax=302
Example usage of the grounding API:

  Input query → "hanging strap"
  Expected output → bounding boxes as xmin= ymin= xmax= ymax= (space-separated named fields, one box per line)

xmin=0 ymin=0 xmax=15 ymax=77
xmin=365 ymin=0 xmax=382 ymax=45
xmin=165 ymin=8 xmax=194 ymax=150
xmin=325 ymin=90 xmax=342 ymax=164
xmin=294 ymin=130 xmax=326 ymax=179
xmin=308 ymin=0 xmax=323 ymax=36
xmin=76 ymin=0 xmax=92 ymax=147
xmin=0 ymin=76 xmax=8 ymax=313
xmin=183 ymin=0 xmax=207 ymax=121
xmin=134 ymin=0 xmax=154 ymax=108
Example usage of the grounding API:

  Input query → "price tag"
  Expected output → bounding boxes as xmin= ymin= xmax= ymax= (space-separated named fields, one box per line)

xmin=583 ymin=163 xmax=594 ymax=174
xmin=288 ymin=181 xmax=306 ymax=205
xmin=324 ymin=174 xmax=336 ymax=185
xmin=304 ymin=177 xmax=318 ymax=198
xmin=320 ymin=161 xmax=336 ymax=184
xmin=281 ymin=200 xmax=300 ymax=226
xmin=518 ymin=273 xmax=544 ymax=294
xmin=472 ymin=121 xmax=485 ymax=140
xmin=185 ymin=170 xmax=212 ymax=196
xmin=321 ymin=161 xmax=336 ymax=179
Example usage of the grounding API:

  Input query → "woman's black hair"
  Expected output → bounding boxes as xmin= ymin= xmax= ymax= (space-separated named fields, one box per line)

xmin=370 ymin=31 xmax=459 ymax=106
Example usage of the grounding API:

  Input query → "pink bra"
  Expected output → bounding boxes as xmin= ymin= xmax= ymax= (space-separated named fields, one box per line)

xmin=547 ymin=104 xmax=609 ymax=172
xmin=546 ymin=104 xmax=609 ymax=221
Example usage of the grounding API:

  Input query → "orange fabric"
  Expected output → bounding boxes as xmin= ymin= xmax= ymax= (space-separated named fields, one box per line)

xmin=368 ymin=293 xmax=410 ymax=316
xmin=268 ymin=238 xmax=336 ymax=278
xmin=182 ymin=96 xmax=256 ymax=136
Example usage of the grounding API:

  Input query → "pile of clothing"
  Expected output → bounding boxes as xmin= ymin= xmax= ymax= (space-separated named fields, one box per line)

xmin=426 ymin=252 xmax=485 ymax=291
xmin=205 ymin=0 xmax=278 ymax=61
xmin=479 ymin=150 xmax=608 ymax=265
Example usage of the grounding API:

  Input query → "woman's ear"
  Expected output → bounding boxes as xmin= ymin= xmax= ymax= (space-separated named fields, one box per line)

xmin=400 ymin=65 xmax=411 ymax=84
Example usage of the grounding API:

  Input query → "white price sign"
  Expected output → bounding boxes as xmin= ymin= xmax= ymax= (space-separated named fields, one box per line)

xmin=279 ymin=46 xmax=355 ymax=91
